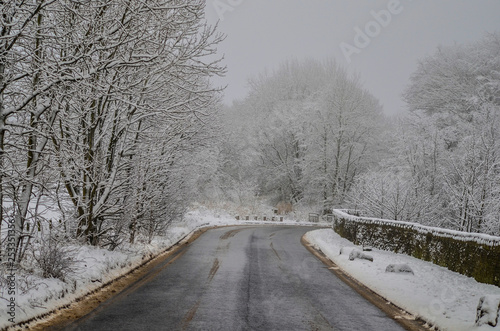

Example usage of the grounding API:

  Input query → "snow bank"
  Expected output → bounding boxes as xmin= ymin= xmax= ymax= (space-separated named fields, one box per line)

xmin=0 ymin=237 xmax=185 ymax=329
xmin=305 ymin=228 xmax=500 ymax=331
xmin=348 ymin=249 xmax=373 ymax=262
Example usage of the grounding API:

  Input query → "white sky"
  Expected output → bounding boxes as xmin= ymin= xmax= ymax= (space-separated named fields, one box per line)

xmin=204 ymin=0 xmax=500 ymax=115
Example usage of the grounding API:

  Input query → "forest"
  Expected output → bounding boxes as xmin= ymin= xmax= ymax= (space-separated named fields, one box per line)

xmin=1 ymin=0 xmax=499 ymax=273
xmin=0 ymin=0 xmax=224 ymax=265
xmin=203 ymin=33 xmax=500 ymax=237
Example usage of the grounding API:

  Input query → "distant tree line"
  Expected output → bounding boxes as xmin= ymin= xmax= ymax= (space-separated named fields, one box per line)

xmin=201 ymin=59 xmax=385 ymax=215
xmin=205 ymin=33 xmax=500 ymax=236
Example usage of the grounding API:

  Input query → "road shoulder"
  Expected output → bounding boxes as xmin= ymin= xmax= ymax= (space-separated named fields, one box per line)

xmin=301 ymin=234 xmax=429 ymax=331
xmin=16 ymin=227 xmax=211 ymax=331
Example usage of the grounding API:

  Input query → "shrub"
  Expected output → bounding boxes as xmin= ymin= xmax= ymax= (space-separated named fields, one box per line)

xmin=33 ymin=238 xmax=76 ymax=281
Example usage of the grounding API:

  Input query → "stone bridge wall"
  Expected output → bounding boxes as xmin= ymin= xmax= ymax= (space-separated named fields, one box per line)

xmin=332 ymin=209 xmax=500 ymax=286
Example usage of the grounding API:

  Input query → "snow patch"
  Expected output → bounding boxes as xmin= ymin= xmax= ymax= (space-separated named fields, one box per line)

xmin=476 ymin=295 xmax=500 ymax=327
xmin=348 ymin=249 xmax=373 ymax=262
xmin=385 ymin=264 xmax=414 ymax=275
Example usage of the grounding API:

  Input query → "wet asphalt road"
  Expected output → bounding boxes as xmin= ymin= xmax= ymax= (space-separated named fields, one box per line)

xmin=62 ymin=226 xmax=406 ymax=331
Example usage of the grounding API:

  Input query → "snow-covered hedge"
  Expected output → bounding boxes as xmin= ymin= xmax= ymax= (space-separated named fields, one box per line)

xmin=332 ymin=209 xmax=500 ymax=286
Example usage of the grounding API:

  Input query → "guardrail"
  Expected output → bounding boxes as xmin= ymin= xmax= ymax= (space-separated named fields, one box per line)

xmin=235 ymin=215 xmax=284 ymax=222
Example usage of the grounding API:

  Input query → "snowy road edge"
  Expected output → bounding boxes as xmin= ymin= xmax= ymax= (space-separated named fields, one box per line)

xmin=7 ymin=222 xmax=216 ymax=331
xmin=301 ymin=234 xmax=430 ymax=331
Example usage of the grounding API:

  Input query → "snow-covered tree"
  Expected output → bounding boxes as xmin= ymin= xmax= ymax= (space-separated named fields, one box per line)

xmin=1 ymin=0 xmax=225 ymax=259
xmin=215 ymin=59 xmax=385 ymax=212
xmin=401 ymin=32 xmax=500 ymax=234
xmin=302 ymin=65 xmax=384 ymax=212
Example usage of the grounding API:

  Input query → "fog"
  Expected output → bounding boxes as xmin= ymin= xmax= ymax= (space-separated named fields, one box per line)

xmin=205 ymin=0 xmax=500 ymax=114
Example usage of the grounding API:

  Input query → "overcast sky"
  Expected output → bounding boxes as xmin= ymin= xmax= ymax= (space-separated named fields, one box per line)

xmin=204 ymin=0 xmax=500 ymax=115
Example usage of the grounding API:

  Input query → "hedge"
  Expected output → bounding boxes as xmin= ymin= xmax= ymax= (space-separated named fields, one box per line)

xmin=332 ymin=210 xmax=500 ymax=286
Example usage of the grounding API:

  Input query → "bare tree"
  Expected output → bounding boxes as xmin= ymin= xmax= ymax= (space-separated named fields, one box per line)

xmin=400 ymin=32 xmax=500 ymax=233
xmin=1 ymin=0 xmax=225 ymax=260
xmin=215 ymin=59 xmax=385 ymax=212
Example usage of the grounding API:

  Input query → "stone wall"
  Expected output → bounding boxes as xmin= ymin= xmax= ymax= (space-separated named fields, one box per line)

xmin=332 ymin=210 xmax=500 ymax=286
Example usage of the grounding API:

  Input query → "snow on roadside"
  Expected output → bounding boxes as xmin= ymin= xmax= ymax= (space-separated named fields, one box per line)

xmin=304 ymin=228 xmax=500 ymax=331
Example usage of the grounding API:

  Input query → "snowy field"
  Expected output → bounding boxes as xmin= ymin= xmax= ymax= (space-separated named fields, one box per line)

xmin=305 ymin=229 xmax=500 ymax=331
xmin=0 ymin=208 xmax=326 ymax=330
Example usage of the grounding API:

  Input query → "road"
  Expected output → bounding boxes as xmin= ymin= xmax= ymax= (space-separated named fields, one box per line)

xmin=61 ymin=226 xmax=407 ymax=331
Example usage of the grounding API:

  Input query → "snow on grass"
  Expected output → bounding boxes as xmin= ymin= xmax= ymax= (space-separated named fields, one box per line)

xmin=305 ymin=228 xmax=500 ymax=331
xmin=1 ymin=245 xmax=139 ymax=330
